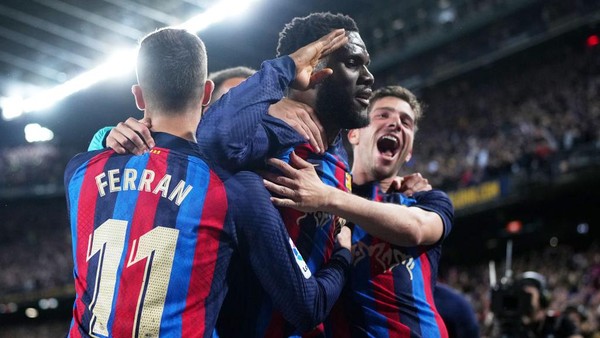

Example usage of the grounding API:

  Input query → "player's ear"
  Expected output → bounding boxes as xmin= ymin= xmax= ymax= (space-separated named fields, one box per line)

xmin=347 ymin=129 xmax=360 ymax=146
xmin=405 ymin=150 xmax=412 ymax=163
xmin=132 ymin=85 xmax=145 ymax=110
xmin=201 ymin=80 xmax=214 ymax=107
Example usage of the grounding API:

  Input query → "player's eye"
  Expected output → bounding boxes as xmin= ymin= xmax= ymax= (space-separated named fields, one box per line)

xmin=375 ymin=112 xmax=388 ymax=119
xmin=345 ymin=58 xmax=360 ymax=68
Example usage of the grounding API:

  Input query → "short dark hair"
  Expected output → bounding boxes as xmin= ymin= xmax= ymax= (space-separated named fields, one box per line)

xmin=369 ymin=86 xmax=424 ymax=128
xmin=276 ymin=12 xmax=359 ymax=57
xmin=136 ymin=28 xmax=207 ymax=114
xmin=209 ymin=66 xmax=256 ymax=90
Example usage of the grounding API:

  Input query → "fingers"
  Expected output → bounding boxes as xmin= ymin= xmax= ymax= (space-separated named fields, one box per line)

xmin=400 ymin=173 xmax=432 ymax=196
xmin=266 ymin=157 xmax=298 ymax=178
xmin=261 ymin=171 xmax=296 ymax=189
xmin=293 ymin=105 xmax=325 ymax=154
xmin=289 ymin=151 xmax=316 ymax=169
xmin=315 ymin=29 xmax=348 ymax=58
xmin=263 ymin=179 xmax=297 ymax=199
xmin=389 ymin=176 xmax=404 ymax=191
xmin=289 ymin=29 xmax=347 ymax=91
xmin=126 ymin=117 xmax=154 ymax=148
xmin=269 ymin=196 xmax=296 ymax=208
xmin=335 ymin=225 xmax=352 ymax=250
xmin=107 ymin=127 xmax=141 ymax=155
xmin=307 ymin=68 xmax=333 ymax=89
xmin=106 ymin=117 xmax=154 ymax=155
xmin=138 ymin=117 xmax=152 ymax=128
xmin=268 ymin=99 xmax=325 ymax=153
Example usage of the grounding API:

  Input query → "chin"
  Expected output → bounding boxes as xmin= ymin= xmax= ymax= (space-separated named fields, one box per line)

xmin=341 ymin=110 xmax=369 ymax=129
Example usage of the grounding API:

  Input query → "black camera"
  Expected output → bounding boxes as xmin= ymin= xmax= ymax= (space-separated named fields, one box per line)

xmin=491 ymin=277 xmax=533 ymax=334
xmin=488 ymin=240 xmax=538 ymax=337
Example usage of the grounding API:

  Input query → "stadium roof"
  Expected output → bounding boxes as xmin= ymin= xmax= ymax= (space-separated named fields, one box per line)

xmin=0 ymin=0 xmax=362 ymax=148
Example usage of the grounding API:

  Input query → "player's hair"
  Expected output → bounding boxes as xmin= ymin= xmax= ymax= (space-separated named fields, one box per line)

xmin=368 ymin=86 xmax=424 ymax=129
xmin=209 ymin=66 xmax=256 ymax=90
xmin=136 ymin=27 xmax=207 ymax=114
xmin=276 ymin=12 xmax=359 ymax=57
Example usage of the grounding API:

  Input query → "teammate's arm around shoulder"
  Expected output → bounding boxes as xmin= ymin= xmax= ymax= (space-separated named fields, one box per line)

xmin=263 ymin=152 xmax=452 ymax=247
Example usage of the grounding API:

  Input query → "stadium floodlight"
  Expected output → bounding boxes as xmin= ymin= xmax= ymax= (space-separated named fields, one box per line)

xmin=1 ymin=0 xmax=259 ymax=117
xmin=177 ymin=0 xmax=258 ymax=32
xmin=21 ymin=49 xmax=137 ymax=114
xmin=24 ymin=123 xmax=54 ymax=143
xmin=0 ymin=96 xmax=24 ymax=120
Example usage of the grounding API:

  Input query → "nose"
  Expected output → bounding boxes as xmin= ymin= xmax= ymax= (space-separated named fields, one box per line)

xmin=360 ymin=65 xmax=374 ymax=86
xmin=388 ymin=116 xmax=402 ymax=131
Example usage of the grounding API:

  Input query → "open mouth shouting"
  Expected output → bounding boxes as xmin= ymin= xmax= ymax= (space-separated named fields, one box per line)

xmin=376 ymin=134 xmax=400 ymax=160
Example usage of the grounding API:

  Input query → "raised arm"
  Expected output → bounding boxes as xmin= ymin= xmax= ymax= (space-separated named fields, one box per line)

xmin=226 ymin=170 xmax=351 ymax=331
xmin=92 ymin=30 xmax=346 ymax=161
xmin=197 ymin=29 xmax=347 ymax=170
xmin=263 ymin=153 xmax=453 ymax=247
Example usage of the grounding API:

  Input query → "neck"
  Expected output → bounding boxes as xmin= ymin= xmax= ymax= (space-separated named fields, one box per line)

xmin=324 ymin=123 xmax=341 ymax=146
xmin=351 ymin=162 xmax=395 ymax=192
xmin=145 ymin=109 xmax=200 ymax=143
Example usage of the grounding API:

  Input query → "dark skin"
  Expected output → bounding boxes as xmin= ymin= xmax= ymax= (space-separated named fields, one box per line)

xmin=292 ymin=31 xmax=374 ymax=145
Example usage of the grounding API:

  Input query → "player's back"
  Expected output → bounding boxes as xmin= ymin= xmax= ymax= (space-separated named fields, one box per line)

xmin=64 ymin=132 xmax=233 ymax=338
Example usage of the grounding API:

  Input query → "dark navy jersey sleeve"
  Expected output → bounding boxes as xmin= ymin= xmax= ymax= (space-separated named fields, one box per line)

xmin=197 ymin=56 xmax=305 ymax=171
xmin=412 ymin=189 xmax=454 ymax=242
xmin=434 ymin=283 xmax=480 ymax=338
xmin=224 ymin=171 xmax=351 ymax=332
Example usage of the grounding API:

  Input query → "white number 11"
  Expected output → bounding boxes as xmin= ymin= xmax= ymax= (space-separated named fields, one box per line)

xmin=86 ymin=219 xmax=179 ymax=337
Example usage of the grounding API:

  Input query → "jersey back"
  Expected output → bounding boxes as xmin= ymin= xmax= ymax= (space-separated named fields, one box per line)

xmin=65 ymin=134 xmax=232 ymax=338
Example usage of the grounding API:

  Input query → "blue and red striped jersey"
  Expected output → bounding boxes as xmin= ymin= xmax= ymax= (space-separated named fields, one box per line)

xmin=65 ymin=133 xmax=231 ymax=338
xmin=65 ymin=132 xmax=352 ymax=338
xmin=217 ymin=139 xmax=353 ymax=338
xmin=344 ymin=183 xmax=454 ymax=338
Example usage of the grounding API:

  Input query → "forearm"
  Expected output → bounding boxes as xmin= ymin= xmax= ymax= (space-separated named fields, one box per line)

xmin=323 ymin=187 xmax=435 ymax=246
xmin=198 ymin=57 xmax=302 ymax=169
xmin=88 ymin=127 xmax=113 ymax=151
xmin=230 ymin=172 xmax=351 ymax=331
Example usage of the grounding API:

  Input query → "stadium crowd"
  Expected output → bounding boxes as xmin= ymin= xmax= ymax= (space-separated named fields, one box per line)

xmin=440 ymin=242 xmax=600 ymax=337
xmin=405 ymin=37 xmax=600 ymax=190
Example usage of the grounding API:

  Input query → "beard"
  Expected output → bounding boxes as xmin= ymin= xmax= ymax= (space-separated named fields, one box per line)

xmin=315 ymin=80 xmax=370 ymax=131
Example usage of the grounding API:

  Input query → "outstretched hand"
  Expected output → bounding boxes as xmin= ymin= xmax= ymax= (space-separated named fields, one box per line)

xmin=262 ymin=152 xmax=333 ymax=212
xmin=106 ymin=117 xmax=155 ymax=155
xmin=289 ymin=29 xmax=348 ymax=90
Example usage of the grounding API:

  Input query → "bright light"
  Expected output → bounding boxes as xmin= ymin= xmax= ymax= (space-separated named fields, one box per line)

xmin=25 ymin=307 xmax=39 ymax=319
xmin=577 ymin=222 xmax=589 ymax=234
xmin=21 ymin=48 xmax=137 ymax=113
xmin=38 ymin=298 xmax=59 ymax=310
xmin=1 ymin=96 xmax=24 ymax=120
xmin=178 ymin=0 xmax=258 ymax=32
xmin=2 ymin=0 xmax=260 ymax=116
xmin=24 ymin=123 xmax=54 ymax=143
xmin=587 ymin=35 xmax=599 ymax=48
